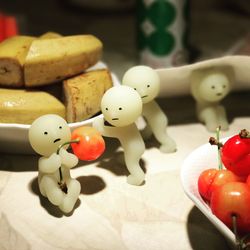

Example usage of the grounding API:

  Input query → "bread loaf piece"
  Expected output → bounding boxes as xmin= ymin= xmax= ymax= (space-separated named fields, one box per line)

xmin=39 ymin=32 xmax=62 ymax=39
xmin=63 ymin=69 xmax=113 ymax=123
xmin=0 ymin=36 xmax=35 ymax=87
xmin=0 ymin=88 xmax=65 ymax=124
xmin=0 ymin=32 xmax=62 ymax=87
xmin=24 ymin=35 xmax=103 ymax=87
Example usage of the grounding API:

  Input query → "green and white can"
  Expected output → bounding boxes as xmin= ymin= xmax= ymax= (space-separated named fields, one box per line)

xmin=136 ymin=0 xmax=189 ymax=68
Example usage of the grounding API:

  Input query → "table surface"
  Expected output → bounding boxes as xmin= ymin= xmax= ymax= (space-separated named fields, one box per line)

xmin=2 ymin=117 xmax=250 ymax=250
xmin=0 ymin=1 xmax=250 ymax=249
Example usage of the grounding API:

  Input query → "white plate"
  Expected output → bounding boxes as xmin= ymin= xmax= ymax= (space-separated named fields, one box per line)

xmin=0 ymin=62 xmax=120 ymax=154
xmin=180 ymin=137 xmax=236 ymax=249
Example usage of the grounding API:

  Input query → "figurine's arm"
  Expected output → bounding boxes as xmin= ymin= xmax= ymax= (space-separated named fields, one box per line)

xmin=92 ymin=117 xmax=105 ymax=134
xmin=38 ymin=153 xmax=61 ymax=174
xmin=216 ymin=105 xmax=229 ymax=131
xmin=59 ymin=148 xmax=78 ymax=168
xmin=198 ymin=106 xmax=219 ymax=132
xmin=143 ymin=101 xmax=168 ymax=128
xmin=93 ymin=117 xmax=121 ymax=138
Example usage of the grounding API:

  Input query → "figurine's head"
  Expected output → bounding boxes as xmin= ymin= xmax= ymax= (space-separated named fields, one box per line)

xmin=29 ymin=114 xmax=71 ymax=157
xmin=122 ymin=65 xmax=160 ymax=104
xmin=101 ymin=85 xmax=142 ymax=127
xmin=191 ymin=68 xmax=232 ymax=103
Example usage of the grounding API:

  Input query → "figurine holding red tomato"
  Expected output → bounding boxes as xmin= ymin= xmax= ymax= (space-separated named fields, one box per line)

xmin=29 ymin=114 xmax=105 ymax=213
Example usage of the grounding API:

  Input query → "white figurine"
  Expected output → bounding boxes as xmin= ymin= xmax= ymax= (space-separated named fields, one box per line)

xmin=191 ymin=68 xmax=232 ymax=132
xmin=122 ymin=65 xmax=176 ymax=153
xmin=29 ymin=114 xmax=81 ymax=213
xmin=93 ymin=85 xmax=145 ymax=186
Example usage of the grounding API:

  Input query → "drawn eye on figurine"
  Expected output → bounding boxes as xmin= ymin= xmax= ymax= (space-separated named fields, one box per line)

xmin=101 ymin=85 xmax=142 ymax=127
xmin=198 ymin=73 xmax=230 ymax=102
xmin=122 ymin=65 xmax=177 ymax=153
xmin=191 ymin=67 xmax=234 ymax=132
xmin=29 ymin=114 xmax=71 ymax=157
xmin=122 ymin=65 xmax=160 ymax=104
xmin=28 ymin=114 xmax=80 ymax=213
xmin=93 ymin=85 xmax=146 ymax=186
xmin=29 ymin=114 xmax=105 ymax=213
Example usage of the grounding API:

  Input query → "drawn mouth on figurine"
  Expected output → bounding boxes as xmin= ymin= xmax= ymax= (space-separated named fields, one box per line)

xmin=112 ymin=118 xmax=119 ymax=120
xmin=216 ymin=93 xmax=222 ymax=96
xmin=142 ymin=95 xmax=148 ymax=98
xmin=53 ymin=138 xmax=61 ymax=143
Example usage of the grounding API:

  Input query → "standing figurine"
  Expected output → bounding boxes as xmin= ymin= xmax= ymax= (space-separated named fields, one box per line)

xmin=191 ymin=68 xmax=232 ymax=132
xmin=29 ymin=114 xmax=81 ymax=213
xmin=93 ymin=85 xmax=145 ymax=186
xmin=122 ymin=65 xmax=176 ymax=153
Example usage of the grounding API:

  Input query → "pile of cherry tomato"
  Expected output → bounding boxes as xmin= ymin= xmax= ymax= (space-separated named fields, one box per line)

xmin=71 ymin=126 xmax=105 ymax=161
xmin=198 ymin=129 xmax=250 ymax=240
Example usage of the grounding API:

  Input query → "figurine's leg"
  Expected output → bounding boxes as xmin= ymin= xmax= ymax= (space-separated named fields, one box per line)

xmin=147 ymin=116 xmax=176 ymax=153
xmin=59 ymin=179 xmax=81 ymax=213
xmin=40 ymin=176 xmax=64 ymax=206
xmin=124 ymin=152 xmax=145 ymax=186
xmin=140 ymin=122 xmax=153 ymax=140
xmin=216 ymin=106 xmax=229 ymax=131
xmin=198 ymin=107 xmax=219 ymax=132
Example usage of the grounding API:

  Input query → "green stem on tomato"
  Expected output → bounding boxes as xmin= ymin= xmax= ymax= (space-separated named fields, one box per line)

xmin=56 ymin=139 xmax=80 ymax=155
xmin=232 ymin=215 xmax=241 ymax=249
xmin=216 ymin=126 xmax=223 ymax=171
xmin=209 ymin=127 xmax=223 ymax=170
xmin=56 ymin=139 xmax=80 ymax=192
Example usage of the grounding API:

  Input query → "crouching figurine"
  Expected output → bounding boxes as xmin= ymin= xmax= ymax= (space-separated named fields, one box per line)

xmin=29 ymin=114 xmax=81 ymax=213
xmin=93 ymin=85 xmax=146 ymax=186
xmin=122 ymin=65 xmax=177 ymax=153
xmin=191 ymin=67 xmax=233 ymax=132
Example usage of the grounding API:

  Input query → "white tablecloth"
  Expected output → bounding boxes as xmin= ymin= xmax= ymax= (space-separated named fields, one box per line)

xmin=1 ymin=117 xmax=249 ymax=250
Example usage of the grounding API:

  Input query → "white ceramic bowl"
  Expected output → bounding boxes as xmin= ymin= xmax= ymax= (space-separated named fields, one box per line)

xmin=0 ymin=62 xmax=120 ymax=154
xmin=180 ymin=137 xmax=236 ymax=249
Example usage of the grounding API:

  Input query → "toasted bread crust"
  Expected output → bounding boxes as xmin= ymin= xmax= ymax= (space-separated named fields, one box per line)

xmin=63 ymin=69 xmax=112 ymax=123
xmin=24 ymin=35 xmax=103 ymax=87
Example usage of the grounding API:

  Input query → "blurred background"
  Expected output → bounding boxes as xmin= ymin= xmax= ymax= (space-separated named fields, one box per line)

xmin=0 ymin=0 xmax=250 ymax=124
xmin=0 ymin=0 xmax=250 ymax=77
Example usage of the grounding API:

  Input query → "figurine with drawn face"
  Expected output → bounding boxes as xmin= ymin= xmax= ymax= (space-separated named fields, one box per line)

xmin=122 ymin=65 xmax=177 ymax=153
xmin=93 ymin=85 xmax=145 ymax=186
xmin=191 ymin=68 xmax=232 ymax=132
xmin=29 ymin=114 xmax=80 ymax=213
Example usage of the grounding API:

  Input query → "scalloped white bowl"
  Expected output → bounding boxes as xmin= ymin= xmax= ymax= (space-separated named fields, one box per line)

xmin=0 ymin=62 xmax=120 ymax=154
xmin=180 ymin=137 xmax=236 ymax=249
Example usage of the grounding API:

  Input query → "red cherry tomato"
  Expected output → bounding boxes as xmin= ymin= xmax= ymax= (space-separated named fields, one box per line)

xmin=71 ymin=126 xmax=105 ymax=161
xmin=221 ymin=135 xmax=250 ymax=177
xmin=246 ymin=175 xmax=250 ymax=187
xmin=198 ymin=168 xmax=244 ymax=202
xmin=210 ymin=182 xmax=250 ymax=233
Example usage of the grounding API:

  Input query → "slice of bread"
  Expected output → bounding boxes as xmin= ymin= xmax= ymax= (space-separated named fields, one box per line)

xmin=24 ymin=35 xmax=103 ymax=87
xmin=63 ymin=69 xmax=113 ymax=123
xmin=0 ymin=88 xmax=65 ymax=124
xmin=0 ymin=32 xmax=62 ymax=88
xmin=0 ymin=36 xmax=35 ymax=87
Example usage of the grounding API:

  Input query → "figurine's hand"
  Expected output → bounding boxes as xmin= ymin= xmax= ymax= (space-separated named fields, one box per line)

xmin=93 ymin=116 xmax=121 ymax=138
xmin=59 ymin=148 xmax=78 ymax=168
xmin=92 ymin=117 xmax=104 ymax=134
xmin=39 ymin=153 xmax=61 ymax=173
xmin=48 ymin=153 xmax=62 ymax=170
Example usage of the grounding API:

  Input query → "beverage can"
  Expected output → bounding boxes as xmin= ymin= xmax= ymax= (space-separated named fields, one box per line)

xmin=136 ymin=0 xmax=190 ymax=68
